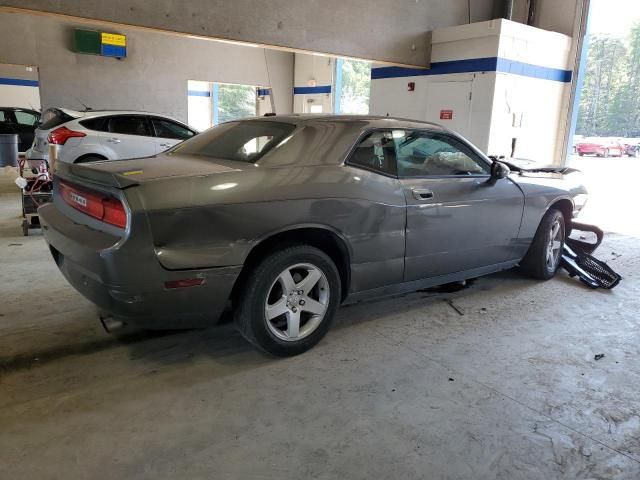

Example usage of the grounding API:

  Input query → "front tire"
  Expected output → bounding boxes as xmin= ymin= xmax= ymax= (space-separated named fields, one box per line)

xmin=519 ymin=209 xmax=565 ymax=280
xmin=234 ymin=245 xmax=341 ymax=357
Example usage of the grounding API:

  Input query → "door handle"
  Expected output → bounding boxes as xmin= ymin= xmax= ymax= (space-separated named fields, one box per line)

xmin=106 ymin=137 xmax=121 ymax=144
xmin=411 ymin=188 xmax=434 ymax=201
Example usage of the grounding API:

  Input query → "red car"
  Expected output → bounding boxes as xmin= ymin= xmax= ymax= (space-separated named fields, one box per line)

xmin=576 ymin=138 xmax=624 ymax=157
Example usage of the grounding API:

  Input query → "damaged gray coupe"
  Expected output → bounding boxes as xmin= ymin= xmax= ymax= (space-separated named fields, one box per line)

xmin=40 ymin=115 xmax=588 ymax=356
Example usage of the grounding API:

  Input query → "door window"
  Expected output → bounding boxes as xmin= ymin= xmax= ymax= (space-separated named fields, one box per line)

xmin=0 ymin=111 xmax=7 ymax=122
xmin=152 ymin=118 xmax=195 ymax=140
xmin=108 ymin=116 xmax=152 ymax=136
xmin=347 ymin=130 xmax=397 ymax=176
xmin=394 ymin=131 xmax=489 ymax=177
xmin=15 ymin=110 xmax=39 ymax=126
xmin=79 ymin=117 xmax=109 ymax=132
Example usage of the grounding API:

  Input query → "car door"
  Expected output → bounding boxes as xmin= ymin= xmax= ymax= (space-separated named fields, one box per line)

xmin=394 ymin=129 xmax=525 ymax=281
xmin=150 ymin=117 xmax=196 ymax=153
xmin=101 ymin=115 xmax=157 ymax=159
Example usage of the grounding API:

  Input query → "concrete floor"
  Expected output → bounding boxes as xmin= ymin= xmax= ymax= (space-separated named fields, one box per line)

xmin=1 ymin=160 xmax=640 ymax=479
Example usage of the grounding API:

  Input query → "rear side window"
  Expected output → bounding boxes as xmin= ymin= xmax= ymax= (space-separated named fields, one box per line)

xmin=80 ymin=117 xmax=108 ymax=132
xmin=0 ymin=111 xmax=6 ymax=122
xmin=172 ymin=121 xmax=295 ymax=163
xmin=108 ymin=116 xmax=152 ymax=136
xmin=40 ymin=109 xmax=76 ymax=130
xmin=152 ymin=118 xmax=195 ymax=140
xmin=348 ymin=130 xmax=397 ymax=176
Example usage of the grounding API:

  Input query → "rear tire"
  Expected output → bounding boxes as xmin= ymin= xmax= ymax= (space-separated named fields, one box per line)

xmin=519 ymin=209 xmax=565 ymax=280
xmin=234 ymin=245 xmax=341 ymax=357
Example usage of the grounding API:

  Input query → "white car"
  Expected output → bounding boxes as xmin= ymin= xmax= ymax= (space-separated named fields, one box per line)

xmin=26 ymin=108 xmax=198 ymax=164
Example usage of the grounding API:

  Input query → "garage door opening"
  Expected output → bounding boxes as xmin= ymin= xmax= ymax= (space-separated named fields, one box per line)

xmin=568 ymin=0 xmax=640 ymax=235
xmin=335 ymin=58 xmax=371 ymax=114
xmin=188 ymin=80 xmax=260 ymax=131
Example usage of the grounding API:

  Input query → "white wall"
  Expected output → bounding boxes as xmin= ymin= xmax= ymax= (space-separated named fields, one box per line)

xmin=293 ymin=53 xmax=334 ymax=114
xmin=0 ymin=11 xmax=294 ymax=124
xmin=187 ymin=80 xmax=212 ymax=132
xmin=370 ymin=19 xmax=573 ymax=163
xmin=0 ymin=64 xmax=40 ymax=110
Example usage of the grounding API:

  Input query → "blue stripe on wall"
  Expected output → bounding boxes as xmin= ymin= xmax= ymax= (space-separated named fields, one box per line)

xmin=0 ymin=77 xmax=39 ymax=87
xmin=257 ymin=88 xmax=271 ymax=96
xmin=371 ymin=57 xmax=572 ymax=83
xmin=294 ymin=85 xmax=332 ymax=94
xmin=188 ymin=90 xmax=211 ymax=97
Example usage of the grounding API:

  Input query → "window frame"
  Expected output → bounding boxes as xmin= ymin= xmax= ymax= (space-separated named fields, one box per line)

xmin=149 ymin=116 xmax=197 ymax=140
xmin=106 ymin=115 xmax=153 ymax=137
xmin=394 ymin=129 xmax=492 ymax=179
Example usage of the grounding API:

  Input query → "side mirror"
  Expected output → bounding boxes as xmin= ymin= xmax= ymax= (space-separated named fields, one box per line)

xmin=490 ymin=161 xmax=510 ymax=181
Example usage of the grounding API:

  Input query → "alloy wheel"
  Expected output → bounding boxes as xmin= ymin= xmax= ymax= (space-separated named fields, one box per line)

xmin=546 ymin=219 xmax=563 ymax=271
xmin=264 ymin=263 xmax=329 ymax=341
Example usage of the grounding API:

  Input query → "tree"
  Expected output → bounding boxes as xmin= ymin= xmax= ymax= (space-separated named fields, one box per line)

xmin=577 ymin=36 xmax=627 ymax=136
xmin=218 ymin=84 xmax=256 ymax=123
xmin=577 ymin=20 xmax=640 ymax=137
xmin=339 ymin=59 xmax=371 ymax=114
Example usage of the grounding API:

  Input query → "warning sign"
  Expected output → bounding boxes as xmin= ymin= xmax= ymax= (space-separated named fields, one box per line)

xmin=440 ymin=110 xmax=453 ymax=120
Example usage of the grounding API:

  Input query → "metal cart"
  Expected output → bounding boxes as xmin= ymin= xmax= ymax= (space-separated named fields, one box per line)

xmin=18 ymin=157 xmax=52 ymax=236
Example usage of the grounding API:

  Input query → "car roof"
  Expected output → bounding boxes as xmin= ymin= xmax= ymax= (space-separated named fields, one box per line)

xmin=243 ymin=114 xmax=447 ymax=131
xmin=46 ymin=107 xmax=185 ymax=122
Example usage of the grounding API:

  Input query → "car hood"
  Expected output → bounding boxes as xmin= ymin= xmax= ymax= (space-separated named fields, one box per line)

xmin=59 ymin=154 xmax=246 ymax=189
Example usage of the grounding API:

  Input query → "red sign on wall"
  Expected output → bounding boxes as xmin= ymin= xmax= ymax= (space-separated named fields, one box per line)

xmin=440 ymin=109 xmax=453 ymax=120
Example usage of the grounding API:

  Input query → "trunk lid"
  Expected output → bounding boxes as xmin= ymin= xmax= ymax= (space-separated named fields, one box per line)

xmin=59 ymin=153 xmax=244 ymax=189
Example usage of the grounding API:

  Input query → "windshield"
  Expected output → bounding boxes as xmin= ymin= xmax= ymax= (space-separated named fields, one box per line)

xmin=170 ymin=120 xmax=296 ymax=162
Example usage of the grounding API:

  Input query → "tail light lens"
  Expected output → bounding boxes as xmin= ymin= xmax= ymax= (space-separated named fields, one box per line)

xmin=59 ymin=182 xmax=127 ymax=229
xmin=48 ymin=126 xmax=86 ymax=145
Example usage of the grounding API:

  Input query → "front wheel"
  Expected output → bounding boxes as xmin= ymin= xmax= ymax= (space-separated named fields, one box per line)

xmin=519 ymin=209 xmax=565 ymax=280
xmin=234 ymin=245 xmax=341 ymax=357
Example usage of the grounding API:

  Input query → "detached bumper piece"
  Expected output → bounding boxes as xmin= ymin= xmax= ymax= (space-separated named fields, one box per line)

xmin=561 ymin=222 xmax=621 ymax=289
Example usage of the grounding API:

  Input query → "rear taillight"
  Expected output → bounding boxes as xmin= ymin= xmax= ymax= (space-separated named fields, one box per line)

xmin=59 ymin=182 xmax=127 ymax=229
xmin=102 ymin=197 xmax=127 ymax=229
xmin=47 ymin=126 xmax=86 ymax=145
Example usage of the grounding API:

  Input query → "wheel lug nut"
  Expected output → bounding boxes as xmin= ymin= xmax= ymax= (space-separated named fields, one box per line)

xmin=299 ymin=300 xmax=305 ymax=306
xmin=292 ymin=307 xmax=297 ymax=313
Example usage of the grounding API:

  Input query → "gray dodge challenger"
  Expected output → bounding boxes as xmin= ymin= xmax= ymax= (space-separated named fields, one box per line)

xmin=40 ymin=115 xmax=588 ymax=356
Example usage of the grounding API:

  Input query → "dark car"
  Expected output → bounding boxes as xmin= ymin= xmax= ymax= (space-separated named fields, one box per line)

xmin=0 ymin=107 xmax=40 ymax=152
xmin=623 ymin=142 xmax=640 ymax=158
xmin=39 ymin=115 xmax=588 ymax=356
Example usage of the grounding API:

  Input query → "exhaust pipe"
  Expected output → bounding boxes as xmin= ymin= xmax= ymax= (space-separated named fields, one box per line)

xmin=100 ymin=314 xmax=126 ymax=333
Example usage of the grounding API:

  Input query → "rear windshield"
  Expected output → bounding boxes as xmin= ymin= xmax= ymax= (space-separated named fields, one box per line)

xmin=170 ymin=121 xmax=296 ymax=162
xmin=40 ymin=108 xmax=77 ymax=130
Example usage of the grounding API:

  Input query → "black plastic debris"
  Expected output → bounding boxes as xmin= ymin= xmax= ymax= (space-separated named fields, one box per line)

xmin=561 ymin=222 xmax=621 ymax=289
xmin=594 ymin=354 xmax=605 ymax=361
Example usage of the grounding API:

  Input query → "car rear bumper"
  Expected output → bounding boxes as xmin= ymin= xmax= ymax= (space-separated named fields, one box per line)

xmin=39 ymin=202 xmax=241 ymax=329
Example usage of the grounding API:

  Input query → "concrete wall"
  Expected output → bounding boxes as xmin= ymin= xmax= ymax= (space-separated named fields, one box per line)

xmin=0 ymin=64 xmax=40 ymax=109
xmin=0 ymin=10 xmax=294 ymax=124
xmin=1 ymin=0 xmax=499 ymax=67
